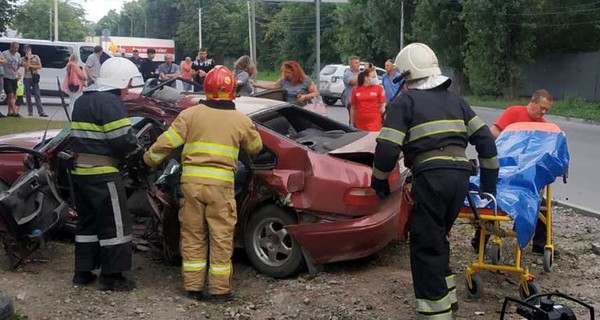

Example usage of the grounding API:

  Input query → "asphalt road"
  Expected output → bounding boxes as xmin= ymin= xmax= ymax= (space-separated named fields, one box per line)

xmin=3 ymin=96 xmax=599 ymax=214
xmin=326 ymin=101 xmax=600 ymax=214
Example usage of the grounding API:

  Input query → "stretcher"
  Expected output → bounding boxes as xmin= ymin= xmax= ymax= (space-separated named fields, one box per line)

xmin=460 ymin=122 xmax=569 ymax=300
xmin=459 ymin=185 xmax=554 ymax=301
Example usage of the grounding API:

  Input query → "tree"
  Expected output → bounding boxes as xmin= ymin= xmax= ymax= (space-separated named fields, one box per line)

xmin=261 ymin=2 xmax=338 ymax=72
xmin=460 ymin=0 xmax=535 ymax=97
xmin=95 ymin=9 xmax=120 ymax=36
xmin=13 ymin=0 xmax=88 ymax=41
xmin=334 ymin=0 xmax=409 ymax=66
xmin=175 ymin=0 xmax=248 ymax=62
xmin=0 ymin=0 xmax=16 ymax=35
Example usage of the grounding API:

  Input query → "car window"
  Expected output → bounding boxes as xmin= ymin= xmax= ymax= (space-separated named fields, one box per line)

xmin=376 ymin=69 xmax=386 ymax=78
xmin=31 ymin=44 xmax=72 ymax=69
xmin=321 ymin=66 xmax=337 ymax=76
xmin=252 ymin=105 xmax=367 ymax=153
xmin=79 ymin=46 xmax=94 ymax=64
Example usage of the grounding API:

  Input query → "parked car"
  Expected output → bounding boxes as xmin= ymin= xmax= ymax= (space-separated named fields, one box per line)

xmin=319 ymin=63 xmax=386 ymax=106
xmin=0 ymin=78 xmax=410 ymax=278
xmin=0 ymin=38 xmax=111 ymax=104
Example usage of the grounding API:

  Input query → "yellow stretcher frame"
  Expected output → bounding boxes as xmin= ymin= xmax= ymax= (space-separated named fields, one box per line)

xmin=458 ymin=185 xmax=554 ymax=300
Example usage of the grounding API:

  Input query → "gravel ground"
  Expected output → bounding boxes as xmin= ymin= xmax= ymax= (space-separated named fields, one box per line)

xmin=1 ymin=205 xmax=599 ymax=320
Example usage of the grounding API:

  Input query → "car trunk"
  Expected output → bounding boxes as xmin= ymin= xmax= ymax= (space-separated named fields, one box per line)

xmin=326 ymin=131 xmax=379 ymax=167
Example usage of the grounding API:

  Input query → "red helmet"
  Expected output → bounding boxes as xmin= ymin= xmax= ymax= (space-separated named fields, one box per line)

xmin=204 ymin=65 xmax=235 ymax=101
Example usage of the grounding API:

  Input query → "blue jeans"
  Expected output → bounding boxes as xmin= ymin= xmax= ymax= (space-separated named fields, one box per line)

xmin=235 ymin=161 xmax=249 ymax=197
xmin=24 ymin=77 xmax=45 ymax=115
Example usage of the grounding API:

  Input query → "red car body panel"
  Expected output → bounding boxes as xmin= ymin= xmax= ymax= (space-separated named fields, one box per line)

xmin=0 ymin=88 xmax=410 ymax=268
xmin=0 ymin=130 xmax=61 ymax=186
xmin=286 ymin=190 xmax=405 ymax=264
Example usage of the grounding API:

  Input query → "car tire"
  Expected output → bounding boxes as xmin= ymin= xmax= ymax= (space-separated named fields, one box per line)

xmin=244 ymin=204 xmax=304 ymax=278
xmin=0 ymin=291 xmax=14 ymax=320
xmin=322 ymin=97 xmax=337 ymax=106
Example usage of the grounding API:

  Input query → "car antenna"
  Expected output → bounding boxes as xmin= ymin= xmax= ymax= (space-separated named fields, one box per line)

xmin=56 ymin=76 xmax=72 ymax=122
xmin=40 ymin=104 xmax=63 ymax=148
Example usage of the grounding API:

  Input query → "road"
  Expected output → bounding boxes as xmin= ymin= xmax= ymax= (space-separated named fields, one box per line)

xmin=3 ymin=97 xmax=599 ymax=213
xmin=326 ymin=102 xmax=600 ymax=214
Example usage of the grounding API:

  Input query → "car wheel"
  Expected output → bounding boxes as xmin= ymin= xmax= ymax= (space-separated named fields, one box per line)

xmin=322 ymin=97 xmax=337 ymax=106
xmin=244 ymin=204 xmax=304 ymax=278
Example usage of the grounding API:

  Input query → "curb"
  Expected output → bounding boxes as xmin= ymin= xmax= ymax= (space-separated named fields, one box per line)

xmin=472 ymin=106 xmax=600 ymax=127
xmin=553 ymin=199 xmax=600 ymax=219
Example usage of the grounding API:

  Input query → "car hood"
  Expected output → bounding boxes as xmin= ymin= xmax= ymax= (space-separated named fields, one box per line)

xmin=327 ymin=131 xmax=379 ymax=154
xmin=0 ymin=130 xmax=62 ymax=149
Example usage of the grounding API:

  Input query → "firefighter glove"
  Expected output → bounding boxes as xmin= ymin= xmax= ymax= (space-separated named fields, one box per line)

xmin=371 ymin=176 xmax=390 ymax=200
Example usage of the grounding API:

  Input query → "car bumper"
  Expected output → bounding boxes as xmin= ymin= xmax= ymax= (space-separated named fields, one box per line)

xmin=286 ymin=190 xmax=406 ymax=264
xmin=319 ymin=89 xmax=341 ymax=99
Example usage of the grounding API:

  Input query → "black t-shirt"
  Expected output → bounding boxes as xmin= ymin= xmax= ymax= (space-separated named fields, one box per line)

xmin=140 ymin=59 xmax=158 ymax=81
xmin=191 ymin=58 xmax=215 ymax=86
xmin=129 ymin=57 xmax=145 ymax=71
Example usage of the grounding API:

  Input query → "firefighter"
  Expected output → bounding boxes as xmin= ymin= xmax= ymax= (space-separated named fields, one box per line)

xmin=143 ymin=66 xmax=263 ymax=302
xmin=370 ymin=43 xmax=499 ymax=319
xmin=70 ymin=57 xmax=142 ymax=291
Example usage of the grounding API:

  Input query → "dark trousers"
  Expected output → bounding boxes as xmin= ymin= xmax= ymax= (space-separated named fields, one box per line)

xmin=473 ymin=206 xmax=548 ymax=250
xmin=410 ymin=169 xmax=470 ymax=319
xmin=73 ymin=174 xmax=133 ymax=274
xmin=24 ymin=78 xmax=44 ymax=115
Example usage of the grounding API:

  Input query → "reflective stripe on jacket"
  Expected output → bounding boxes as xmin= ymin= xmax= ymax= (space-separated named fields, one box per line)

xmin=143 ymin=103 xmax=263 ymax=187
xmin=70 ymin=90 xmax=139 ymax=175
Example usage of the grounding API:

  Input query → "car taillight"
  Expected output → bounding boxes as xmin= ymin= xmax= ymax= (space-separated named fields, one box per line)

xmin=388 ymin=169 xmax=401 ymax=191
xmin=344 ymin=188 xmax=379 ymax=207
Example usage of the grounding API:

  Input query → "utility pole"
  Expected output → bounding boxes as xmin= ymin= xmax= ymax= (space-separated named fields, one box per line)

xmin=247 ymin=1 xmax=253 ymax=61
xmin=198 ymin=8 xmax=203 ymax=48
xmin=316 ymin=0 xmax=321 ymax=86
xmin=49 ymin=9 xmax=53 ymax=40
xmin=251 ymin=0 xmax=257 ymax=66
xmin=400 ymin=0 xmax=404 ymax=50
xmin=54 ymin=0 xmax=58 ymax=41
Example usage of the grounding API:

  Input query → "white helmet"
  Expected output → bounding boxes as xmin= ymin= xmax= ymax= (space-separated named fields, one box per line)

xmin=95 ymin=57 xmax=142 ymax=90
xmin=394 ymin=43 xmax=449 ymax=90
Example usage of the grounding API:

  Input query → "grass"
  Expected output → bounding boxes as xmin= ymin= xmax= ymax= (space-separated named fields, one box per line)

xmin=0 ymin=118 xmax=69 ymax=137
xmin=466 ymin=94 xmax=600 ymax=122
xmin=256 ymin=71 xmax=281 ymax=82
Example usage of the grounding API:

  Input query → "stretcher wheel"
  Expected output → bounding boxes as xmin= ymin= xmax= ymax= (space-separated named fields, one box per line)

xmin=490 ymin=244 xmax=501 ymax=265
xmin=466 ymin=274 xmax=484 ymax=300
xmin=519 ymin=281 xmax=541 ymax=304
xmin=543 ymin=248 xmax=553 ymax=272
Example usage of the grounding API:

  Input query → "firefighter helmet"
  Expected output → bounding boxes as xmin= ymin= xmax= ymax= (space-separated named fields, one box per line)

xmin=204 ymin=65 xmax=235 ymax=101
xmin=394 ymin=43 xmax=449 ymax=90
xmin=96 ymin=57 xmax=142 ymax=90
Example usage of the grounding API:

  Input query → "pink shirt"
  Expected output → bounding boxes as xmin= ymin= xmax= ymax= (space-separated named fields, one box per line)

xmin=180 ymin=61 xmax=193 ymax=80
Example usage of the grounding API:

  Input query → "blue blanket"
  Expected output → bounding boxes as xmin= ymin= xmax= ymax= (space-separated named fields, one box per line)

xmin=469 ymin=124 xmax=570 ymax=248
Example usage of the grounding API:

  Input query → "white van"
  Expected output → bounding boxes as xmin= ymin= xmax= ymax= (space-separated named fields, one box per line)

xmin=0 ymin=38 xmax=111 ymax=104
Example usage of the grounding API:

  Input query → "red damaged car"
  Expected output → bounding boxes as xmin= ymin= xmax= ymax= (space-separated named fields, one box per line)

xmin=0 ymin=78 xmax=410 ymax=278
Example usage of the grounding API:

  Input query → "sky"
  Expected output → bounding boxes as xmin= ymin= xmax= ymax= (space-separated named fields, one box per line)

xmin=83 ymin=0 xmax=124 ymax=23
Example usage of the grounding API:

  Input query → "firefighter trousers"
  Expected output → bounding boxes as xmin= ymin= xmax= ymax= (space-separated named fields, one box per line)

xmin=409 ymin=169 xmax=470 ymax=320
xmin=73 ymin=173 xmax=133 ymax=274
xmin=179 ymin=182 xmax=237 ymax=295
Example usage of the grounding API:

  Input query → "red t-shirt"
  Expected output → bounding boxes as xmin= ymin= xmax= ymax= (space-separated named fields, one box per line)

xmin=350 ymin=85 xmax=386 ymax=131
xmin=494 ymin=105 xmax=546 ymax=130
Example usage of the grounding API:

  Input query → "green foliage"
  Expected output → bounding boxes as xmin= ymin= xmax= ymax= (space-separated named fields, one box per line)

xmin=460 ymin=0 xmax=535 ymax=98
xmin=334 ymin=0 xmax=406 ymax=66
xmin=410 ymin=0 xmax=464 ymax=70
xmin=12 ymin=0 xmax=87 ymax=41
xmin=0 ymin=0 xmax=16 ymax=34
xmin=95 ymin=9 xmax=120 ymax=36
xmin=0 ymin=118 xmax=68 ymax=136
xmin=175 ymin=0 xmax=247 ymax=60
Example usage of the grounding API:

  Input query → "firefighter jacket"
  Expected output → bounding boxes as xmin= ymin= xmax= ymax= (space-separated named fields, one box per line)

xmin=373 ymin=86 xmax=499 ymax=194
xmin=143 ymin=100 xmax=263 ymax=187
xmin=70 ymin=90 xmax=139 ymax=175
